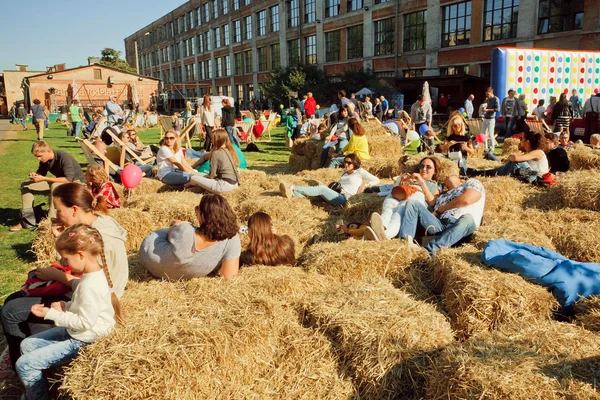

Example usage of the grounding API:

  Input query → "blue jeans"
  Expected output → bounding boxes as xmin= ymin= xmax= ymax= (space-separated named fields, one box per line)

xmin=328 ymin=156 xmax=345 ymax=169
xmin=72 ymin=121 xmax=82 ymax=137
xmin=399 ymin=198 xmax=477 ymax=254
xmin=21 ymin=119 xmax=27 ymax=129
xmin=484 ymin=151 xmax=500 ymax=162
xmin=160 ymin=171 xmax=191 ymax=185
xmin=319 ymin=138 xmax=348 ymax=168
xmin=504 ymin=116 xmax=517 ymax=138
xmin=136 ymin=162 xmax=154 ymax=177
xmin=484 ymin=160 xmax=529 ymax=177
xmin=225 ymin=126 xmax=241 ymax=147
xmin=16 ymin=327 xmax=87 ymax=400
xmin=185 ymin=148 xmax=206 ymax=159
xmin=293 ymin=185 xmax=347 ymax=206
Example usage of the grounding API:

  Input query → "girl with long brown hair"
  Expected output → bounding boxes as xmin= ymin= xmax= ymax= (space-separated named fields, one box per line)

xmin=241 ymin=212 xmax=296 ymax=266
xmin=85 ymin=164 xmax=120 ymax=209
xmin=188 ymin=129 xmax=240 ymax=193
xmin=16 ymin=224 xmax=122 ymax=400
xmin=199 ymin=95 xmax=216 ymax=150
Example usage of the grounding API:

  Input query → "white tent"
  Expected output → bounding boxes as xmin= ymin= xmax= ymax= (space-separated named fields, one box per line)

xmin=72 ymin=79 xmax=79 ymax=101
xmin=422 ymin=81 xmax=432 ymax=105
xmin=355 ymin=87 xmax=375 ymax=97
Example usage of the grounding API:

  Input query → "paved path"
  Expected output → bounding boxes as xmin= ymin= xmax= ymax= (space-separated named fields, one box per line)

xmin=0 ymin=120 xmax=12 ymax=141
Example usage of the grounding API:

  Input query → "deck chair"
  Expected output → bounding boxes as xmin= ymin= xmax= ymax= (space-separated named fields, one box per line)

xmin=158 ymin=116 xmax=174 ymax=138
xmin=102 ymin=129 xmax=156 ymax=165
xmin=90 ymin=117 xmax=108 ymax=138
xmin=526 ymin=119 xmax=553 ymax=134
xmin=240 ymin=110 xmax=254 ymax=120
xmin=466 ymin=118 xmax=483 ymax=136
xmin=76 ymin=137 xmax=122 ymax=177
xmin=252 ymin=120 xmax=272 ymax=142
xmin=366 ymin=115 xmax=382 ymax=125
xmin=235 ymin=120 xmax=255 ymax=143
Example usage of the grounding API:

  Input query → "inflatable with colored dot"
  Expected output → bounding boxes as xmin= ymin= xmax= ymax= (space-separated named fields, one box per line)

xmin=492 ymin=47 xmax=600 ymax=108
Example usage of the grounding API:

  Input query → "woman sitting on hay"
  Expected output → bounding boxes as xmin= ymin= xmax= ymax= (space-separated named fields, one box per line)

xmin=156 ymin=130 xmax=200 ymax=186
xmin=240 ymin=212 xmax=296 ymax=267
xmin=443 ymin=114 xmax=474 ymax=175
xmin=279 ymin=153 xmax=379 ymax=207
xmin=328 ymin=118 xmax=371 ymax=168
xmin=366 ymin=156 xmax=441 ymax=241
xmin=140 ymin=194 xmax=241 ymax=280
xmin=465 ymin=131 xmax=548 ymax=180
xmin=319 ymin=105 xmax=351 ymax=168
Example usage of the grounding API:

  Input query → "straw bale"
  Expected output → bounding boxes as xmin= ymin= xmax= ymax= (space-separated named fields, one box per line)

xmin=31 ymin=218 xmax=59 ymax=266
xmin=478 ymin=176 xmax=533 ymax=215
xmin=501 ymin=138 xmax=521 ymax=156
xmin=364 ymin=123 xmax=391 ymax=137
xmin=429 ymin=246 xmax=558 ymax=340
xmin=467 ymin=157 xmax=503 ymax=170
xmin=302 ymin=279 xmax=454 ymax=399
xmin=574 ymin=295 xmax=600 ymax=332
xmin=569 ymin=145 xmax=600 ymax=170
xmin=541 ymin=208 xmax=600 ymax=262
xmin=124 ymin=191 xmax=201 ymax=227
xmin=295 ymin=168 xmax=343 ymax=184
xmin=362 ymin=157 xmax=403 ymax=179
xmin=62 ymin=278 xmax=354 ymax=399
xmin=554 ymin=169 xmax=600 ymax=211
xmin=291 ymin=138 xmax=322 ymax=158
xmin=342 ymin=193 xmax=384 ymax=223
xmin=299 ymin=239 xmax=430 ymax=297
xmin=288 ymin=153 xmax=312 ymax=173
xmin=108 ymin=208 xmax=158 ymax=254
xmin=367 ymin=136 xmax=403 ymax=158
xmin=424 ymin=321 xmax=600 ymax=399
xmin=133 ymin=177 xmax=168 ymax=194
xmin=398 ymin=155 xmax=460 ymax=184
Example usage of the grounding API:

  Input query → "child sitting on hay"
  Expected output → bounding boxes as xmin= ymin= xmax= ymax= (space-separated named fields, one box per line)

xmin=85 ymin=164 xmax=120 ymax=209
xmin=240 ymin=212 xmax=296 ymax=267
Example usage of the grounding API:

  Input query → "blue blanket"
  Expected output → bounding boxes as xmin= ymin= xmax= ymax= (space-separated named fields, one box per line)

xmin=482 ymin=239 xmax=600 ymax=306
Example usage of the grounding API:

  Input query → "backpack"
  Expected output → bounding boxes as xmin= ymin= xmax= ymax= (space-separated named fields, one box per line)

xmin=21 ymin=264 xmax=80 ymax=297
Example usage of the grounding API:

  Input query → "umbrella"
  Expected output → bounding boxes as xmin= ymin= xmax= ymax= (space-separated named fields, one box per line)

xmin=422 ymin=81 xmax=431 ymax=105
xmin=131 ymin=81 xmax=139 ymax=105
xmin=355 ymin=87 xmax=375 ymax=97
xmin=72 ymin=79 xmax=79 ymax=101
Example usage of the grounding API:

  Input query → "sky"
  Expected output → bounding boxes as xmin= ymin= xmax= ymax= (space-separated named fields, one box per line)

xmin=0 ymin=0 xmax=187 ymax=72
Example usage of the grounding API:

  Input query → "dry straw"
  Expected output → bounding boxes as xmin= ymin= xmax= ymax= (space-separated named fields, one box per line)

xmin=553 ymin=169 xmax=600 ymax=211
xmin=466 ymin=157 xmax=503 ymax=170
xmin=342 ymin=193 xmax=385 ymax=222
xmin=124 ymin=191 xmax=201 ymax=227
xmin=424 ymin=321 xmax=600 ymax=399
xmin=540 ymin=208 xmax=600 ymax=263
xmin=302 ymin=279 xmax=454 ymax=399
xmin=108 ymin=209 xmax=158 ymax=254
xmin=367 ymin=136 xmax=403 ymax=158
xmin=501 ymin=138 xmax=521 ymax=156
xmin=61 ymin=277 xmax=354 ymax=399
xmin=288 ymin=153 xmax=312 ymax=173
xmin=569 ymin=145 xmax=600 ymax=170
xmin=362 ymin=157 xmax=403 ymax=179
xmin=574 ymin=295 xmax=600 ymax=331
xmin=364 ymin=123 xmax=391 ymax=137
xmin=31 ymin=218 xmax=59 ymax=266
xmin=428 ymin=246 xmax=558 ymax=340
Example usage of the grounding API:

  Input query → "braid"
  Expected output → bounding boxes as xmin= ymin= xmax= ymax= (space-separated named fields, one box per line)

xmin=94 ymin=232 xmax=124 ymax=325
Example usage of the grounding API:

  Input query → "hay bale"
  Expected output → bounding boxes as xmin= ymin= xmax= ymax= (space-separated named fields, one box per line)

xmin=569 ymin=145 xmax=600 ymax=170
xmin=478 ymin=176 xmax=534 ymax=215
xmin=124 ymin=191 xmax=201 ymax=227
xmin=574 ymin=295 xmax=600 ymax=332
xmin=342 ymin=193 xmax=384 ymax=223
xmin=109 ymin=209 xmax=158 ymax=254
xmin=467 ymin=157 xmax=503 ymax=170
xmin=554 ymin=169 xmax=600 ymax=211
xmin=61 ymin=278 xmax=354 ymax=399
xmin=364 ymin=123 xmax=391 ymax=137
xmin=31 ymin=218 xmax=58 ymax=266
xmin=302 ymin=279 xmax=454 ymax=399
xmin=501 ymin=138 xmax=521 ymax=156
xmin=429 ymin=246 xmax=558 ymax=340
xmin=424 ymin=321 xmax=600 ymax=399
xmin=291 ymin=138 xmax=322 ymax=158
xmin=541 ymin=209 xmax=600 ymax=262
xmin=133 ymin=178 xmax=168 ymax=194
xmin=398 ymin=155 xmax=460 ymax=184
xmin=362 ymin=157 xmax=402 ymax=179
xmin=295 ymin=168 xmax=343 ymax=185
xmin=299 ymin=239 xmax=430 ymax=297
xmin=288 ymin=153 xmax=312 ymax=173
xmin=367 ymin=136 xmax=403 ymax=158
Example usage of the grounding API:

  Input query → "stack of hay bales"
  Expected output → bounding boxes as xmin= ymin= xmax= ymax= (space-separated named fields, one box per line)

xmin=302 ymin=279 xmax=454 ymax=399
xmin=569 ymin=144 xmax=600 ymax=170
xmin=124 ymin=191 xmax=201 ymax=227
xmin=289 ymin=139 xmax=325 ymax=172
xmin=553 ymin=169 xmax=600 ymax=211
xmin=574 ymin=295 xmax=600 ymax=331
xmin=502 ymin=137 xmax=521 ymax=156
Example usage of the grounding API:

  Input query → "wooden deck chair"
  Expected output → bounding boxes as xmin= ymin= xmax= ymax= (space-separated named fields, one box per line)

xmin=253 ymin=120 xmax=272 ymax=142
xmin=76 ymin=137 xmax=122 ymax=177
xmin=240 ymin=110 xmax=254 ymax=120
xmin=526 ymin=119 xmax=553 ymax=134
xmin=158 ymin=116 xmax=174 ymax=138
xmin=366 ymin=115 xmax=382 ymax=125
xmin=89 ymin=117 xmax=108 ymax=139
xmin=179 ymin=119 xmax=199 ymax=149
xmin=102 ymin=129 xmax=156 ymax=165
xmin=466 ymin=118 xmax=483 ymax=136
xmin=235 ymin=120 xmax=255 ymax=143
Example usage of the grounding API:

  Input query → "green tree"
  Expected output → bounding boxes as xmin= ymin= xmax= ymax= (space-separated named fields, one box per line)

xmin=99 ymin=48 xmax=136 ymax=74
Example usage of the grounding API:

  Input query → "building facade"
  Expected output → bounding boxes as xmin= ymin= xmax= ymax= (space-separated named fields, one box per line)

xmin=124 ymin=0 xmax=600 ymax=102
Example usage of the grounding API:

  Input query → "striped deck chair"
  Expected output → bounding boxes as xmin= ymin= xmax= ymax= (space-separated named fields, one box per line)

xmin=525 ymin=119 xmax=552 ymax=134
xmin=466 ymin=118 xmax=483 ymax=136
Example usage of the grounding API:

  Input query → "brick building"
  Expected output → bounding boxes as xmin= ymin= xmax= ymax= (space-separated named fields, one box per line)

xmin=124 ymin=0 xmax=600 ymax=106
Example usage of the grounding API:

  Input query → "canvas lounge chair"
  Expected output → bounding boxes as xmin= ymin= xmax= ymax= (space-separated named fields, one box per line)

xmin=76 ymin=137 xmax=123 ymax=177
xmin=102 ymin=128 xmax=156 ymax=166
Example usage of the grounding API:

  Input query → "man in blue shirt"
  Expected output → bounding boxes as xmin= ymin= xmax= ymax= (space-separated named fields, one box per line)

xmin=380 ymin=95 xmax=389 ymax=116
xmin=464 ymin=94 xmax=474 ymax=118
xmin=105 ymin=95 xmax=124 ymax=126
xmin=570 ymin=89 xmax=582 ymax=117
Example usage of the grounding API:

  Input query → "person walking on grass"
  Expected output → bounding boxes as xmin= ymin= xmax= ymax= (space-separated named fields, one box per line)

xmin=18 ymin=103 xmax=28 ymax=131
xmin=68 ymin=99 xmax=85 ymax=138
xmin=31 ymin=99 xmax=48 ymax=140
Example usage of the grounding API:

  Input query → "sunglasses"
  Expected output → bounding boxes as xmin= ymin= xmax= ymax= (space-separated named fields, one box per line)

xmin=418 ymin=164 xmax=434 ymax=170
xmin=344 ymin=161 xmax=353 ymax=165
xmin=165 ymin=136 xmax=177 ymax=140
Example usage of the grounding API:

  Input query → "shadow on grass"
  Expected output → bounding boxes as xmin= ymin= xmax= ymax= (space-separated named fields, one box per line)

xmin=11 ymin=242 xmax=36 ymax=263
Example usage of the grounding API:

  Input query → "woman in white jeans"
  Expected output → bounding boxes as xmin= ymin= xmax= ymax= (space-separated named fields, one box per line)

xmin=366 ymin=156 xmax=441 ymax=240
xmin=279 ymin=153 xmax=379 ymax=207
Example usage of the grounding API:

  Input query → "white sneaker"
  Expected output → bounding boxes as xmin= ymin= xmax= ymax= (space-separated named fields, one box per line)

xmin=279 ymin=182 xmax=292 ymax=199
xmin=363 ymin=226 xmax=380 ymax=241
xmin=370 ymin=212 xmax=387 ymax=241
xmin=406 ymin=235 xmax=421 ymax=250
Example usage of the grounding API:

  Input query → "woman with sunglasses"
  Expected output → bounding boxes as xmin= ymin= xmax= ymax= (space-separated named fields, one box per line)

xmin=444 ymin=114 xmax=474 ymax=174
xmin=367 ymin=157 xmax=441 ymax=241
xmin=156 ymin=130 xmax=199 ymax=186
xmin=279 ymin=153 xmax=379 ymax=207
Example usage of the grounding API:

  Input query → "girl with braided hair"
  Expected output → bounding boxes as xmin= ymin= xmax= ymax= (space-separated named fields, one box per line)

xmin=16 ymin=224 xmax=122 ymax=400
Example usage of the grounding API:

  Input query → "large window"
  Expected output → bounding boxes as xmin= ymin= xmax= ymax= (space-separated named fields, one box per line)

xmin=234 ymin=53 xmax=242 ymax=75
xmin=258 ymin=47 xmax=268 ymax=71
xmin=442 ymin=1 xmax=471 ymax=47
xmin=440 ymin=65 xmax=470 ymax=76
xmin=196 ymin=8 xmax=202 ymax=25
xmin=214 ymin=27 xmax=221 ymax=48
xmin=404 ymin=10 xmax=426 ymax=51
xmin=197 ymin=34 xmax=204 ymax=53
xmin=213 ymin=0 xmax=218 ymax=18
xmin=325 ymin=31 xmax=340 ymax=62
xmin=288 ymin=0 xmax=300 ymax=27
xmin=538 ymin=0 xmax=583 ymax=34
xmin=204 ymin=3 xmax=210 ymax=23
xmin=305 ymin=0 xmax=316 ymax=23
xmin=347 ymin=25 xmax=363 ymax=59
xmin=189 ymin=11 xmax=195 ymax=29
xmin=222 ymin=0 xmax=228 ymax=14
xmin=271 ymin=44 xmax=280 ymax=69
xmin=244 ymin=50 xmax=253 ymax=74
xmin=206 ymin=30 xmax=212 ymax=51
xmin=258 ymin=10 xmax=267 ymax=35
xmin=347 ymin=0 xmax=362 ymax=11
xmin=234 ymin=20 xmax=242 ymax=42
xmin=244 ymin=15 xmax=253 ymax=40
xmin=199 ymin=62 xmax=206 ymax=80
xmin=288 ymin=39 xmax=300 ymax=67
xmin=305 ymin=35 xmax=317 ymax=65
xmin=374 ymin=18 xmax=394 ymax=56
xmin=374 ymin=0 xmax=389 ymax=3
xmin=236 ymin=84 xmax=243 ymax=102
xmin=270 ymin=6 xmax=280 ymax=32
xmin=215 ymin=57 xmax=223 ymax=77
xmin=243 ymin=0 xmax=250 ymax=6
xmin=185 ymin=64 xmax=196 ymax=81
xmin=223 ymin=24 xmax=230 ymax=46
xmin=233 ymin=0 xmax=239 ymax=10
xmin=225 ymin=55 xmax=232 ymax=75
xmin=484 ymin=0 xmax=518 ymax=41
xmin=403 ymin=69 xmax=424 ymax=78
xmin=326 ymin=0 xmax=340 ymax=17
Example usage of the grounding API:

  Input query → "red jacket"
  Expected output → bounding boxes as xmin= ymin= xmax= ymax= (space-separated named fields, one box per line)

xmin=304 ymin=97 xmax=317 ymax=116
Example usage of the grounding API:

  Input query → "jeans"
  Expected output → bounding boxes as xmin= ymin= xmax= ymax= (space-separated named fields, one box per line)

xmin=319 ymin=138 xmax=348 ymax=168
xmin=482 ymin=118 xmax=496 ymax=152
xmin=16 ymin=327 xmax=87 ymax=400
xmin=21 ymin=119 xmax=27 ymax=129
xmin=72 ymin=121 xmax=82 ymax=137
xmin=185 ymin=148 xmax=206 ymax=159
xmin=203 ymin=125 xmax=213 ymax=150
xmin=293 ymin=185 xmax=347 ymax=206
xmin=484 ymin=151 xmax=500 ymax=162
xmin=189 ymin=176 xmax=238 ymax=193
xmin=136 ymin=162 xmax=154 ymax=177
xmin=160 ymin=171 xmax=191 ymax=186
xmin=224 ymin=126 xmax=241 ymax=147
xmin=328 ymin=156 xmax=345 ymax=169
xmin=504 ymin=116 xmax=517 ymax=138
xmin=1 ymin=292 xmax=70 ymax=366
xmin=478 ymin=160 xmax=529 ymax=177
xmin=399 ymin=199 xmax=477 ymax=254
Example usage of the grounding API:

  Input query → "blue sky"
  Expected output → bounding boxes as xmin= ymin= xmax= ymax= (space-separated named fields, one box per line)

xmin=0 ymin=0 xmax=187 ymax=72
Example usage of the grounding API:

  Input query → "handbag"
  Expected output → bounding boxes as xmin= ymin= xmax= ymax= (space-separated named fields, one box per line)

xmin=21 ymin=264 xmax=79 ymax=297
xmin=448 ymin=151 xmax=462 ymax=161
xmin=328 ymin=181 xmax=343 ymax=193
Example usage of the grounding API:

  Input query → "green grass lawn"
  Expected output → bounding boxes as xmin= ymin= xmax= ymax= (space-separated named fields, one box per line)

xmin=0 ymin=122 xmax=290 ymax=300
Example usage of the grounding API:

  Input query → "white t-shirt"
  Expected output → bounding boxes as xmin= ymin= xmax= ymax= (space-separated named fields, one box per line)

xmin=533 ymin=106 xmax=546 ymax=118
xmin=339 ymin=168 xmax=380 ymax=198
xmin=435 ymin=179 xmax=485 ymax=228
xmin=157 ymin=146 xmax=184 ymax=179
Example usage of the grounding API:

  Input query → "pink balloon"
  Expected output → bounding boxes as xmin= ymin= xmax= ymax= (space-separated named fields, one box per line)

xmin=121 ymin=164 xmax=143 ymax=189
xmin=476 ymin=133 xmax=486 ymax=144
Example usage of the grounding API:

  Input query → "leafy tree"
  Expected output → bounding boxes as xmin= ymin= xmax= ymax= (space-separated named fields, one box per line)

xmin=99 ymin=48 xmax=136 ymax=74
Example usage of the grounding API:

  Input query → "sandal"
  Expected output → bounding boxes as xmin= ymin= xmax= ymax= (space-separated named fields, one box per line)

xmin=9 ymin=223 xmax=23 ymax=232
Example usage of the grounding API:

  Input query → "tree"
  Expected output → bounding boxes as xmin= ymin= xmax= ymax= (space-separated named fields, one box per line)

xmin=99 ymin=48 xmax=136 ymax=74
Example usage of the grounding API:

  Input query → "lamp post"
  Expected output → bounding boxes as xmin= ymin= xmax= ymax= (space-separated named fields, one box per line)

xmin=134 ymin=32 xmax=150 ymax=75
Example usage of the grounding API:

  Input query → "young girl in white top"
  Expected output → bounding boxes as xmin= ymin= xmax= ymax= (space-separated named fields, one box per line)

xmin=156 ymin=129 xmax=199 ymax=186
xmin=280 ymin=153 xmax=379 ymax=206
xmin=16 ymin=224 xmax=122 ymax=400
